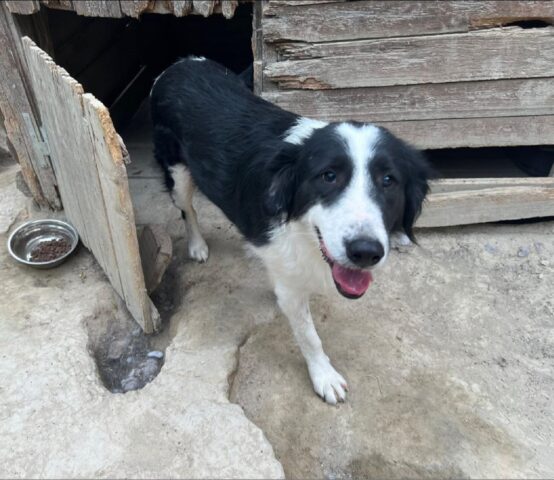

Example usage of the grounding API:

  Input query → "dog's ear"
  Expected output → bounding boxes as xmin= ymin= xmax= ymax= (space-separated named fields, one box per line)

xmin=264 ymin=143 xmax=300 ymax=218
xmin=402 ymin=148 xmax=433 ymax=242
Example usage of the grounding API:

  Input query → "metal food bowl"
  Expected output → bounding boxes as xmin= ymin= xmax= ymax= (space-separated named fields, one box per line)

xmin=7 ymin=219 xmax=79 ymax=269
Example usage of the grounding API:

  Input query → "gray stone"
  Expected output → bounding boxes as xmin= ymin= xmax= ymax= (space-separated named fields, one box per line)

xmin=517 ymin=246 xmax=530 ymax=258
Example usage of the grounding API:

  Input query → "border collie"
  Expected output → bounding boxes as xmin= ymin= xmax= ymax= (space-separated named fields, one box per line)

xmin=150 ymin=57 xmax=431 ymax=404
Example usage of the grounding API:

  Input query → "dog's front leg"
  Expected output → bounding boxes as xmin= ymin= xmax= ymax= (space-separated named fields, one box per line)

xmin=275 ymin=283 xmax=348 ymax=404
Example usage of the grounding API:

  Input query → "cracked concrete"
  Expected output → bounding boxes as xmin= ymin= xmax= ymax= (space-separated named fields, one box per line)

xmin=0 ymin=158 xmax=284 ymax=478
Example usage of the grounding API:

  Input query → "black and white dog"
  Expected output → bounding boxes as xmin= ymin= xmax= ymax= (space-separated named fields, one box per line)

xmin=151 ymin=57 xmax=431 ymax=404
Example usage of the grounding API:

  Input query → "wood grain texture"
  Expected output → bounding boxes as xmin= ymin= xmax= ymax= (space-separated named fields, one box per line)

xmin=22 ymin=37 xmax=158 ymax=332
xmin=262 ymin=78 xmax=554 ymax=122
xmin=430 ymin=177 xmax=554 ymax=194
xmin=41 ymin=0 xmax=73 ymax=10
xmin=0 ymin=3 xmax=59 ymax=208
xmin=119 ymin=0 xmax=150 ymax=17
xmin=171 ymin=0 xmax=193 ymax=16
xmin=266 ymin=27 xmax=554 ymax=90
xmin=221 ymin=0 xmax=238 ymax=19
xmin=380 ymin=115 xmax=554 ymax=149
xmin=73 ymin=0 xmax=123 ymax=17
xmin=263 ymin=1 xmax=554 ymax=43
xmin=192 ymin=0 xmax=215 ymax=17
xmin=6 ymin=1 xmax=40 ymax=15
xmin=417 ymin=186 xmax=554 ymax=227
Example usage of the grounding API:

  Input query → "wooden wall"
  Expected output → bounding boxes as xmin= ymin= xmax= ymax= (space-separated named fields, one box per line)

xmin=258 ymin=0 xmax=554 ymax=150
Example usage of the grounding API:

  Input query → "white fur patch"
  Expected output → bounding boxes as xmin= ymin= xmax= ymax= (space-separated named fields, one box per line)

xmin=283 ymin=117 xmax=328 ymax=145
xmin=306 ymin=122 xmax=389 ymax=268
xmin=190 ymin=55 xmax=206 ymax=62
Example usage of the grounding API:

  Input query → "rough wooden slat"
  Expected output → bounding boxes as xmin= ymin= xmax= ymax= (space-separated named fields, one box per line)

xmin=263 ymin=1 xmax=554 ymax=43
xmin=266 ymin=0 xmax=344 ymax=7
xmin=253 ymin=0 xmax=265 ymax=95
xmin=381 ymin=116 xmax=554 ymax=150
xmin=22 ymin=37 xmax=157 ymax=332
xmin=192 ymin=0 xmax=215 ymax=17
xmin=0 ymin=3 xmax=59 ymax=209
xmin=73 ymin=0 xmax=123 ymax=17
xmin=262 ymin=78 xmax=554 ymax=122
xmin=139 ymin=225 xmax=172 ymax=294
xmin=265 ymin=28 xmax=554 ymax=89
xmin=417 ymin=186 xmax=554 ymax=227
xmin=221 ymin=0 xmax=238 ymax=19
xmin=430 ymin=177 xmax=554 ymax=194
xmin=41 ymin=0 xmax=73 ymax=10
xmin=6 ymin=1 xmax=40 ymax=15
xmin=83 ymin=94 xmax=160 ymax=331
xmin=171 ymin=0 xmax=193 ymax=16
xmin=119 ymin=0 xmax=150 ymax=17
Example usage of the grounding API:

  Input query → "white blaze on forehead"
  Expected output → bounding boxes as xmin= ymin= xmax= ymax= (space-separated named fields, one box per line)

xmin=306 ymin=122 xmax=389 ymax=268
xmin=284 ymin=117 xmax=328 ymax=145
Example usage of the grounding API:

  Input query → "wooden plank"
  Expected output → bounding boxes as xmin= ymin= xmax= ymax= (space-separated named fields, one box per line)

xmin=83 ymin=94 xmax=159 ymax=331
xmin=192 ymin=0 xmax=215 ymax=17
xmin=41 ymin=0 xmax=73 ymax=10
xmin=6 ymin=1 xmax=40 ymax=15
xmin=119 ymin=0 xmax=150 ymax=17
xmin=22 ymin=37 xmax=158 ymax=332
xmin=253 ymin=0 xmax=264 ymax=95
xmin=139 ymin=225 xmax=172 ymax=294
xmin=265 ymin=28 xmax=554 ymax=89
xmin=262 ymin=78 xmax=554 ymax=122
xmin=263 ymin=1 xmax=554 ymax=43
xmin=73 ymin=0 xmax=123 ymax=17
xmin=417 ymin=186 xmax=554 ymax=227
xmin=170 ymin=0 xmax=193 ymax=16
xmin=430 ymin=177 xmax=554 ymax=194
xmin=221 ymin=0 xmax=238 ymax=19
xmin=0 ymin=3 xmax=59 ymax=209
xmin=381 ymin=116 xmax=554 ymax=150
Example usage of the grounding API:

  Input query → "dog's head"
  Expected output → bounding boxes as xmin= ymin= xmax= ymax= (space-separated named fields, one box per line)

xmin=265 ymin=121 xmax=431 ymax=299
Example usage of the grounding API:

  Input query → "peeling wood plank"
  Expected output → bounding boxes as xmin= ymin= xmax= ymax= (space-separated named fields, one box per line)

xmin=265 ymin=28 xmax=554 ymax=89
xmin=73 ymin=0 xmax=123 ymax=17
xmin=430 ymin=177 xmax=554 ymax=194
xmin=263 ymin=1 xmax=554 ymax=43
xmin=0 ymin=3 xmax=59 ymax=208
xmin=23 ymin=37 xmax=157 ymax=332
xmin=380 ymin=115 xmax=554 ymax=150
xmin=119 ymin=0 xmax=150 ymax=17
xmin=417 ymin=186 xmax=554 ymax=227
xmin=6 ymin=1 xmax=40 ymax=15
xmin=262 ymin=78 xmax=554 ymax=122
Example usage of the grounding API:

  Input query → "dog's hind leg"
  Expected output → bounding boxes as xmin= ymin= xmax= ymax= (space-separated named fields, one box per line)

xmin=170 ymin=164 xmax=209 ymax=262
xmin=274 ymin=282 xmax=348 ymax=405
xmin=153 ymin=125 xmax=209 ymax=262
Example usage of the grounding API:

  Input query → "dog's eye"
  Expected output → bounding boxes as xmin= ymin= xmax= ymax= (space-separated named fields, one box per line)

xmin=383 ymin=175 xmax=395 ymax=187
xmin=322 ymin=170 xmax=337 ymax=183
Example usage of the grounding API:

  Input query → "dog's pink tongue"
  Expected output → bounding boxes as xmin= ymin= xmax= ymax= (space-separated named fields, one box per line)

xmin=332 ymin=263 xmax=373 ymax=297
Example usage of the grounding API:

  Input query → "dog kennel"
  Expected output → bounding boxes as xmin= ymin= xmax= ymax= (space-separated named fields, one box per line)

xmin=1 ymin=0 xmax=554 ymax=331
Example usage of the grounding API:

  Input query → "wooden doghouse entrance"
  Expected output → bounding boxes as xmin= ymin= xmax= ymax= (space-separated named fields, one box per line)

xmin=1 ymin=0 xmax=251 ymax=333
xmin=2 ymin=0 xmax=554 ymax=332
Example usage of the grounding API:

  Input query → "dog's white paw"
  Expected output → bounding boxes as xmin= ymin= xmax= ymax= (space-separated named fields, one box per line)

xmin=390 ymin=232 xmax=412 ymax=249
xmin=188 ymin=237 xmax=209 ymax=263
xmin=308 ymin=359 xmax=348 ymax=405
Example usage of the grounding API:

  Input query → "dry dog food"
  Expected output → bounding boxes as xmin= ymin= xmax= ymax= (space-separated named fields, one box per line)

xmin=30 ymin=239 xmax=71 ymax=262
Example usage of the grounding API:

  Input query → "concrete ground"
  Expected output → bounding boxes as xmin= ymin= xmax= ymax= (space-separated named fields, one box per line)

xmin=1 ymin=126 xmax=553 ymax=477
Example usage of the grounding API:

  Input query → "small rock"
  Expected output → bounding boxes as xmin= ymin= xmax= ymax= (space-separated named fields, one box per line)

xmin=484 ymin=243 xmax=498 ymax=254
xmin=121 ymin=376 xmax=140 ymax=392
xmin=517 ymin=247 xmax=529 ymax=258
xmin=539 ymin=259 xmax=549 ymax=267
xmin=534 ymin=242 xmax=545 ymax=254
xmin=147 ymin=350 xmax=164 ymax=359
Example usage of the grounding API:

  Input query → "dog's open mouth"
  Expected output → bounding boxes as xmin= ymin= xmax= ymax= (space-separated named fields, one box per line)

xmin=316 ymin=228 xmax=373 ymax=299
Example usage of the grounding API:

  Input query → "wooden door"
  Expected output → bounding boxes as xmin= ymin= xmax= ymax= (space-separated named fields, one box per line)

xmin=22 ymin=37 xmax=160 ymax=333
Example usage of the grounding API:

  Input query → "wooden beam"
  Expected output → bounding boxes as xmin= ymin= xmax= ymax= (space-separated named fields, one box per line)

xmin=418 ymin=186 xmax=554 ymax=227
xmin=262 ymin=78 xmax=554 ymax=122
xmin=265 ymin=28 xmax=554 ymax=89
xmin=263 ymin=1 xmax=554 ymax=43
xmin=0 ymin=2 xmax=59 ymax=208
xmin=73 ymin=0 xmax=123 ymax=17
xmin=430 ymin=177 xmax=554 ymax=194
xmin=118 ymin=0 xmax=150 ymax=17
xmin=6 ymin=1 xmax=40 ymax=15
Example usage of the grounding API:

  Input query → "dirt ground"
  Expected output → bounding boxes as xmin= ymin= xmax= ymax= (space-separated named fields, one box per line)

xmin=1 ymin=149 xmax=553 ymax=478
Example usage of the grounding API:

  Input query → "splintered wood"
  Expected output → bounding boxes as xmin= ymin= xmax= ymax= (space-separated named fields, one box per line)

xmin=22 ymin=37 xmax=160 ymax=333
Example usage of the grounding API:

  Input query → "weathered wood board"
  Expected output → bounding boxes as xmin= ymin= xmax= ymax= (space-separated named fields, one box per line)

xmin=0 ymin=2 xmax=60 ymax=209
xmin=262 ymin=78 xmax=554 ymax=122
xmin=6 ymin=1 xmax=40 ymax=15
xmin=265 ymin=27 xmax=554 ymax=90
xmin=263 ymin=0 xmax=554 ymax=43
xmin=22 ymin=37 xmax=159 ymax=333
xmin=418 ymin=186 xmax=554 ymax=227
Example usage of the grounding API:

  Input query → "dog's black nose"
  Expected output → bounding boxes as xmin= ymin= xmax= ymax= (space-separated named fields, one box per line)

xmin=345 ymin=238 xmax=384 ymax=267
